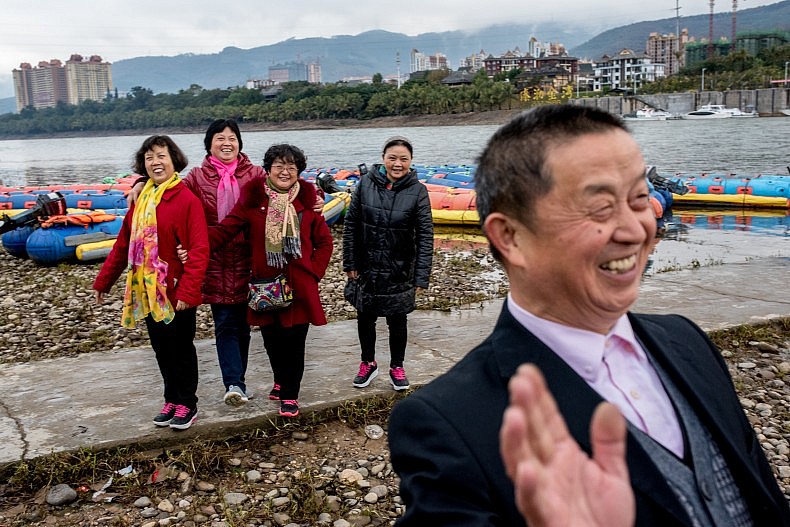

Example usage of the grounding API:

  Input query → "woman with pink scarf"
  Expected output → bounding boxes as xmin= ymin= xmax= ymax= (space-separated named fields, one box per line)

xmin=181 ymin=119 xmax=262 ymax=407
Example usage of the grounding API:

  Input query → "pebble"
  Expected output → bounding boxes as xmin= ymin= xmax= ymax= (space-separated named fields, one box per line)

xmin=0 ymin=236 xmax=505 ymax=362
xmin=245 ymin=469 xmax=262 ymax=483
xmin=1 ymin=240 xmax=788 ymax=525
xmin=223 ymin=492 xmax=248 ymax=506
xmin=44 ymin=483 xmax=76 ymax=506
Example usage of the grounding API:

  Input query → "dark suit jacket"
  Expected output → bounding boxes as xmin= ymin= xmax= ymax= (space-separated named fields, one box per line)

xmin=388 ymin=306 xmax=790 ymax=526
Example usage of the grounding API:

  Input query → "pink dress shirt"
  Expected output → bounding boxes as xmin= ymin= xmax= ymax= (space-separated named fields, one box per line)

xmin=507 ymin=295 xmax=685 ymax=458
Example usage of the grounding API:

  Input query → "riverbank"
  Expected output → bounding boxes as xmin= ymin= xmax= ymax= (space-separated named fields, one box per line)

xmin=3 ymin=109 xmax=523 ymax=141
xmin=0 ymin=227 xmax=505 ymax=364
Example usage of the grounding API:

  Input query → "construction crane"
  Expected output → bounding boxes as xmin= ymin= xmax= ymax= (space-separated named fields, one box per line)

xmin=731 ymin=0 xmax=743 ymax=52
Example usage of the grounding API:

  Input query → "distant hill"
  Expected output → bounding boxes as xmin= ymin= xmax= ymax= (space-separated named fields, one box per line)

xmin=4 ymin=0 xmax=788 ymax=111
xmin=0 ymin=97 xmax=14 ymax=115
xmin=571 ymin=0 xmax=790 ymax=59
xmin=111 ymin=22 xmax=596 ymax=95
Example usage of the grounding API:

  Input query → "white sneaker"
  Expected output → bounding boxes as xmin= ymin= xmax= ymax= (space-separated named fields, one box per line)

xmin=224 ymin=385 xmax=248 ymax=407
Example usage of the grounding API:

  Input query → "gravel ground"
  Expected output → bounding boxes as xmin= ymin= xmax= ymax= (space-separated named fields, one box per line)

xmin=0 ymin=228 xmax=788 ymax=526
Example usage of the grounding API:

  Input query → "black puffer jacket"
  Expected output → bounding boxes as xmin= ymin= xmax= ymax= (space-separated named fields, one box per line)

xmin=343 ymin=164 xmax=433 ymax=316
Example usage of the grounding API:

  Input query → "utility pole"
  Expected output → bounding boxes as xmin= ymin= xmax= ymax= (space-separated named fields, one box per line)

xmin=675 ymin=0 xmax=681 ymax=38
xmin=396 ymin=52 xmax=401 ymax=89
xmin=731 ymin=0 xmax=738 ymax=53
xmin=674 ymin=0 xmax=682 ymax=74
xmin=708 ymin=0 xmax=715 ymax=60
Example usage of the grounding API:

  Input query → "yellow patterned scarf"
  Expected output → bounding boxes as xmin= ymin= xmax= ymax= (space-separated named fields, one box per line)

xmin=121 ymin=173 xmax=181 ymax=328
xmin=264 ymin=178 xmax=301 ymax=268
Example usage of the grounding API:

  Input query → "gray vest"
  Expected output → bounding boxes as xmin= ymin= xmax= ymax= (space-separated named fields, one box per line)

xmin=629 ymin=350 xmax=753 ymax=527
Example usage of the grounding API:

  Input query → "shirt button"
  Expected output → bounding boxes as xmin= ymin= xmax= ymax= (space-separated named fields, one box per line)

xmin=630 ymin=389 xmax=640 ymax=399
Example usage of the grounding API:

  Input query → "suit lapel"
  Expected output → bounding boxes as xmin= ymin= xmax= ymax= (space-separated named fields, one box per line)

xmin=631 ymin=314 xmax=780 ymax=505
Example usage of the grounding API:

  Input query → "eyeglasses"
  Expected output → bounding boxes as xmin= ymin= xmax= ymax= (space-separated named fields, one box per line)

xmin=270 ymin=163 xmax=298 ymax=173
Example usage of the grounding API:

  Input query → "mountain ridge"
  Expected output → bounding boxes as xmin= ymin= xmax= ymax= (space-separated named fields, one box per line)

xmin=107 ymin=1 xmax=787 ymax=95
xmin=0 ymin=0 xmax=786 ymax=115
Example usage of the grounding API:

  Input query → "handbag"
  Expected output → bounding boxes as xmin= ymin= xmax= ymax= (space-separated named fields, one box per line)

xmin=248 ymin=274 xmax=293 ymax=312
xmin=343 ymin=277 xmax=369 ymax=311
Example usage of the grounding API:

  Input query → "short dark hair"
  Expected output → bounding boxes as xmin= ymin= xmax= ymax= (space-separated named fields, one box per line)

xmin=475 ymin=105 xmax=628 ymax=233
xmin=383 ymin=135 xmax=413 ymax=157
xmin=203 ymin=118 xmax=243 ymax=153
xmin=262 ymin=144 xmax=307 ymax=175
xmin=133 ymin=135 xmax=189 ymax=176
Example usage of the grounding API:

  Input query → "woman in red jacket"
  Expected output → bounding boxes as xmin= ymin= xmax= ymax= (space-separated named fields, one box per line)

xmin=94 ymin=135 xmax=209 ymax=430
xmin=182 ymin=119 xmax=263 ymax=407
xmin=210 ymin=144 xmax=333 ymax=417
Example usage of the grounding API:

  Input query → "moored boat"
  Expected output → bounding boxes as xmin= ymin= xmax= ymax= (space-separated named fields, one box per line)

xmin=681 ymin=104 xmax=733 ymax=119
xmin=1 ymin=209 xmax=124 ymax=264
xmin=681 ymin=104 xmax=758 ymax=119
xmin=623 ymin=108 xmax=673 ymax=121
xmin=661 ymin=171 xmax=790 ymax=209
xmin=322 ymin=192 xmax=351 ymax=226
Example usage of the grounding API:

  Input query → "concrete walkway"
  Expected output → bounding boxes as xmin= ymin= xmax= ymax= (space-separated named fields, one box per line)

xmin=1 ymin=257 xmax=788 ymax=465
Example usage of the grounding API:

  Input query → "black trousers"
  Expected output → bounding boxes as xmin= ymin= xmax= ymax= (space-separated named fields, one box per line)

xmin=356 ymin=311 xmax=407 ymax=368
xmin=145 ymin=307 xmax=199 ymax=409
xmin=260 ymin=322 xmax=309 ymax=401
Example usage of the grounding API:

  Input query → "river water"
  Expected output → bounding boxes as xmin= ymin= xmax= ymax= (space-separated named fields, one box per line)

xmin=0 ymin=116 xmax=787 ymax=270
xmin=0 ymin=116 xmax=788 ymax=187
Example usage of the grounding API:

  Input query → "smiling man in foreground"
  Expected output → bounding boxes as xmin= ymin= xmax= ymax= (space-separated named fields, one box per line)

xmin=388 ymin=105 xmax=790 ymax=526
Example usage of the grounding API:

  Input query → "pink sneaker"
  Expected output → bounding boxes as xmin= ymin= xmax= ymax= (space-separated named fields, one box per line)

xmin=353 ymin=361 xmax=378 ymax=388
xmin=389 ymin=367 xmax=410 ymax=391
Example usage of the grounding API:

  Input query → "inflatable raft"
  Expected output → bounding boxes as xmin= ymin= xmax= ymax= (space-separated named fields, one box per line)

xmin=1 ymin=210 xmax=124 ymax=264
xmin=322 ymin=192 xmax=351 ymax=226
xmin=669 ymin=172 xmax=789 ymax=209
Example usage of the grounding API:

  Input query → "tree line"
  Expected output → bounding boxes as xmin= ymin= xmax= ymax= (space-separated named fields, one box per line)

xmin=640 ymin=46 xmax=790 ymax=94
xmin=0 ymin=70 xmax=531 ymax=136
xmin=0 ymin=45 xmax=787 ymax=137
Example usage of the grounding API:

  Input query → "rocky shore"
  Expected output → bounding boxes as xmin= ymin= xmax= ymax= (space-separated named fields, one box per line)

xmin=0 ymin=229 xmax=789 ymax=526
xmin=0 ymin=226 xmax=505 ymax=364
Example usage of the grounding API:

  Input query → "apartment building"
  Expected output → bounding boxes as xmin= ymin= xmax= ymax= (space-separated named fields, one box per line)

xmin=646 ymin=29 xmax=689 ymax=76
xmin=13 ymin=60 xmax=69 ymax=111
xmin=410 ymin=49 xmax=448 ymax=72
xmin=65 ymin=54 xmax=113 ymax=106
xmin=593 ymin=49 xmax=665 ymax=92
xmin=13 ymin=55 xmax=112 ymax=112
xmin=483 ymin=49 xmax=537 ymax=77
xmin=461 ymin=50 xmax=488 ymax=72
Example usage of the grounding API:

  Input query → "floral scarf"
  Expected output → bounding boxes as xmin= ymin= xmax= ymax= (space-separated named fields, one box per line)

xmin=121 ymin=173 xmax=181 ymax=328
xmin=264 ymin=178 xmax=301 ymax=268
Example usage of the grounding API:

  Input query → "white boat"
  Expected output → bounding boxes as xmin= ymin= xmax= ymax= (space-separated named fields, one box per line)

xmin=623 ymin=107 xmax=673 ymax=121
xmin=682 ymin=104 xmax=734 ymax=119
xmin=731 ymin=104 xmax=759 ymax=118
xmin=682 ymin=103 xmax=759 ymax=119
xmin=780 ymin=109 xmax=790 ymax=117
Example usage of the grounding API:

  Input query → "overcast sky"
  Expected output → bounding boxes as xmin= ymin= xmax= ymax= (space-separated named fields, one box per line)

xmin=0 ymin=0 xmax=781 ymax=98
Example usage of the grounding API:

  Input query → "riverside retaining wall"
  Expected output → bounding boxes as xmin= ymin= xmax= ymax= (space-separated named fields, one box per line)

xmin=572 ymin=87 xmax=790 ymax=117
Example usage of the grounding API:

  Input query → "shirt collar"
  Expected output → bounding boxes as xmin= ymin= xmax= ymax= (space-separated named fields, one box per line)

xmin=506 ymin=294 xmax=642 ymax=381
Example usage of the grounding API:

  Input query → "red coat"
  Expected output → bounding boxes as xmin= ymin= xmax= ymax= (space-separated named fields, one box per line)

xmin=93 ymin=183 xmax=210 ymax=308
xmin=210 ymin=177 xmax=333 ymax=328
xmin=183 ymin=152 xmax=264 ymax=304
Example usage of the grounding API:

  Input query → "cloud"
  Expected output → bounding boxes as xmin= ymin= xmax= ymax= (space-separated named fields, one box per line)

xmin=0 ymin=0 xmax=780 ymax=99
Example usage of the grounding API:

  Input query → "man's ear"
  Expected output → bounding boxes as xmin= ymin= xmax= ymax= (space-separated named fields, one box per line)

xmin=484 ymin=212 xmax=528 ymax=268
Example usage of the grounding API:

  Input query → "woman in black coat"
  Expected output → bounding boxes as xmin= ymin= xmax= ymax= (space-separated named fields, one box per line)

xmin=342 ymin=136 xmax=434 ymax=391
